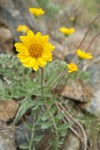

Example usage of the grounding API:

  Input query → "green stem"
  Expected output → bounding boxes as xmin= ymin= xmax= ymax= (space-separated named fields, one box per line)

xmin=36 ymin=17 xmax=40 ymax=31
xmin=41 ymin=68 xmax=44 ymax=96
xmin=29 ymin=120 xmax=35 ymax=150
xmin=45 ymin=102 xmax=59 ymax=150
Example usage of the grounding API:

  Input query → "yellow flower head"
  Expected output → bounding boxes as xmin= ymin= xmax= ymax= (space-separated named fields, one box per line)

xmin=70 ymin=16 xmax=75 ymax=21
xmin=77 ymin=49 xmax=92 ymax=59
xmin=59 ymin=27 xmax=75 ymax=35
xmin=17 ymin=25 xmax=29 ymax=33
xmin=67 ymin=63 xmax=78 ymax=73
xmin=15 ymin=30 xmax=55 ymax=71
xmin=29 ymin=8 xmax=45 ymax=17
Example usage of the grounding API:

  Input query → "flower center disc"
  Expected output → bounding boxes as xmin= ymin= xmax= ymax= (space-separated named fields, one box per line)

xmin=29 ymin=43 xmax=43 ymax=57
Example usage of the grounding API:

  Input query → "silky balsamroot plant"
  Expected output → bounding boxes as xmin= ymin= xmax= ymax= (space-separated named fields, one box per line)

xmin=13 ymin=11 xmax=100 ymax=150
xmin=15 ymin=30 xmax=55 ymax=98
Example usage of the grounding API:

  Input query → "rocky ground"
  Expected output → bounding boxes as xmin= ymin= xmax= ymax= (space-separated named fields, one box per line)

xmin=0 ymin=0 xmax=100 ymax=150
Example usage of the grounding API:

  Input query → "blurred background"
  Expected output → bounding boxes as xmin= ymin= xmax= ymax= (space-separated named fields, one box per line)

xmin=0 ymin=0 xmax=100 ymax=54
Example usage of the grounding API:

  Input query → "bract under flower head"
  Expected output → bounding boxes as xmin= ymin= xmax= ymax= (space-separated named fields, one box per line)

xmin=67 ymin=63 xmax=78 ymax=73
xmin=17 ymin=25 xmax=29 ymax=33
xmin=15 ymin=30 xmax=55 ymax=71
xmin=29 ymin=8 xmax=45 ymax=17
xmin=59 ymin=27 xmax=75 ymax=35
xmin=77 ymin=49 xmax=92 ymax=59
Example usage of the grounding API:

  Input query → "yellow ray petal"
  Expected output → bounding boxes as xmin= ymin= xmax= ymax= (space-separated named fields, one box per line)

xmin=15 ymin=43 xmax=27 ymax=52
xmin=23 ymin=62 xmax=31 ymax=67
xmin=42 ymin=52 xmax=52 ymax=59
xmin=45 ymin=57 xmax=52 ymax=61
xmin=36 ymin=32 xmax=42 ymax=44
xmin=17 ymin=53 xmax=26 ymax=58
xmin=36 ymin=32 xmax=42 ymax=37
xmin=20 ymin=36 xmax=33 ymax=46
xmin=43 ymin=44 xmax=55 ymax=51
xmin=29 ymin=57 xmax=36 ymax=67
xmin=27 ymin=30 xmax=35 ymax=37
xmin=38 ymin=57 xmax=47 ymax=67
xmin=20 ymin=56 xmax=31 ymax=63
xmin=41 ymin=35 xmax=49 ymax=45
xmin=33 ymin=60 xmax=39 ymax=71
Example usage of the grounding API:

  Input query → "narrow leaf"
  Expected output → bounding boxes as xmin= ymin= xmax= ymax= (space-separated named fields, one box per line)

xmin=14 ymin=96 xmax=35 ymax=124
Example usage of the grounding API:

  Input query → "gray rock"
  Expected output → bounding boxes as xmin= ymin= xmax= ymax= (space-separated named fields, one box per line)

xmin=87 ymin=90 xmax=100 ymax=117
xmin=85 ymin=60 xmax=100 ymax=117
xmin=61 ymin=80 xmax=93 ymax=102
xmin=0 ymin=0 xmax=34 ymax=53
xmin=88 ymin=64 xmax=100 ymax=91
xmin=0 ymin=26 xmax=13 ymax=53
xmin=0 ymin=123 xmax=16 ymax=150
xmin=62 ymin=131 xmax=80 ymax=150
xmin=0 ymin=0 xmax=34 ymax=33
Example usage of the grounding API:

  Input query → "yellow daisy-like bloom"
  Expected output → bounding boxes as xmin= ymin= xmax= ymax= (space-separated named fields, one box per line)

xmin=29 ymin=8 xmax=45 ymax=17
xmin=15 ymin=30 xmax=55 ymax=71
xmin=67 ymin=63 xmax=78 ymax=73
xmin=70 ymin=16 xmax=75 ymax=21
xmin=77 ymin=49 xmax=92 ymax=59
xmin=17 ymin=25 xmax=29 ymax=33
xmin=59 ymin=27 xmax=75 ymax=35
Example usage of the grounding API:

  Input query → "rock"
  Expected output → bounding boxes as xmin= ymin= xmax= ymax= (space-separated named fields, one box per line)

xmin=36 ymin=130 xmax=55 ymax=150
xmin=0 ymin=27 xmax=12 ymax=41
xmin=0 ymin=123 xmax=16 ymax=150
xmin=88 ymin=64 xmax=100 ymax=91
xmin=84 ymin=61 xmax=100 ymax=117
xmin=60 ymin=56 xmax=100 ymax=117
xmin=0 ymin=0 xmax=35 ymax=53
xmin=87 ymin=90 xmax=100 ymax=116
xmin=0 ymin=100 xmax=19 ymax=122
xmin=16 ymin=123 xmax=29 ymax=147
xmin=0 ymin=27 xmax=13 ymax=52
xmin=62 ymin=131 xmax=80 ymax=150
xmin=61 ymin=80 xmax=93 ymax=102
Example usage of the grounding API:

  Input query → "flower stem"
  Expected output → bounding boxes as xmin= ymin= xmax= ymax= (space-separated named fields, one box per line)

xmin=70 ymin=14 xmax=100 ymax=61
xmin=45 ymin=101 xmax=59 ymax=150
xmin=29 ymin=117 xmax=36 ymax=150
xmin=36 ymin=17 xmax=40 ymax=31
xmin=41 ymin=68 xmax=44 ymax=96
xmin=86 ymin=32 xmax=100 ymax=52
xmin=78 ymin=14 xmax=100 ymax=49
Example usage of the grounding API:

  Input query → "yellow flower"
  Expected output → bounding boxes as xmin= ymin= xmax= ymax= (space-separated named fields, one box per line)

xmin=15 ymin=30 xmax=55 ymax=71
xmin=67 ymin=63 xmax=78 ymax=73
xmin=17 ymin=25 xmax=29 ymax=33
xmin=29 ymin=8 xmax=45 ymax=17
xmin=70 ymin=16 xmax=75 ymax=21
xmin=77 ymin=49 xmax=92 ymax=59
xmin=59 ymin=27 xmax=75 ymax=35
